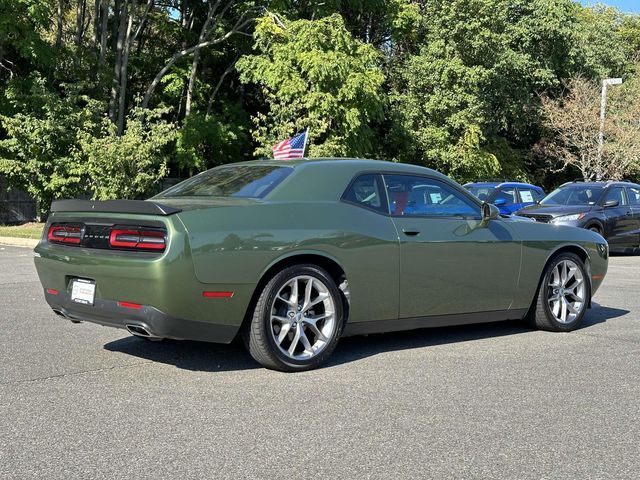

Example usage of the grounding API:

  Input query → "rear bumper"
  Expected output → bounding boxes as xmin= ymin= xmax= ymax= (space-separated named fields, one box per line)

xmin=44 ymin=290 xmax=238 ymax=343
xmin=33 ymin=213 xmax=255 ymax=344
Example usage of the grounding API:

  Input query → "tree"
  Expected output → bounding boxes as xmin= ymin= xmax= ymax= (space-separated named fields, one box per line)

xmin=387 ymin=0 xmax=590 ymax=182
xmin=0 ymin=77 xmax=102 ymax=215
xmin=140 ymin=1 xmax=257 ymax=110
xmin=237 ymin=14 xmax=385 ymax=157
xmin=80 ymin=107 xmax=177 ymax=199
xmin=537 ymin=74 xmax=640 ymax=181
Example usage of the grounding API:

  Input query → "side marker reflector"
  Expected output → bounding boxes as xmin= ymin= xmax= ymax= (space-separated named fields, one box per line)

xmin=46 ymin=288 xmax=59 ymax=295
xmin=202 ymin=291 xmax=234 ymax=298
xmin=118 ymin=301 xmax=143 ymax=309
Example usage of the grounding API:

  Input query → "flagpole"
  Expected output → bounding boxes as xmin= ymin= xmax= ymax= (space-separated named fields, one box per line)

xmin=301 ymin=127 xmax=310 ymax=158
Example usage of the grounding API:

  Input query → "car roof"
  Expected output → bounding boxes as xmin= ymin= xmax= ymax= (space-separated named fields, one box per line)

xmin=233 ymin=157 xmax=432 ymax=171
xmin=558 ymin=180 xmax=640 ymax=188
xmin=464 ymin=181 xmax=543 ymax=190
xmin=227 ymin=157 xmax=451 ymax=180
xmin=223 ymin=158 xmax=465 ymax=202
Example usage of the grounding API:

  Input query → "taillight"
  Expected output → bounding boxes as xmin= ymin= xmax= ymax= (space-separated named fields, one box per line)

xmin=48 ymin=225 xmax=82 ymax=244
xmin=109 ymin=229 xmax=166 ymax=251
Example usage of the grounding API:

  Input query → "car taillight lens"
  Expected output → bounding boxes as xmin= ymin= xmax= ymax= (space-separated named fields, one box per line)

xmin=109 ymin=229 xmax=166 ymax=251
xmin=48 ymin=225 xmax=83 ymax=244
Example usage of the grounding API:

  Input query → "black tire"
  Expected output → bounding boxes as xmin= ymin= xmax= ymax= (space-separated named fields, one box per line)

xmin=587 ymin=224 xmax=602 ymax=235
xmin=244 ymin=264 xmax=344 ymax=372
xmin=528 ymin=252 xmax=590 ymax=332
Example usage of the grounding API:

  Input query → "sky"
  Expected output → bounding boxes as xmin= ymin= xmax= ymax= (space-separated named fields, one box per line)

xmin=579 ymin=1 xmax=640 ymax=13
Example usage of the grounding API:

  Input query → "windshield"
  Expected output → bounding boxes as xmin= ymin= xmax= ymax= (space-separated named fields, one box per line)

xmin=465 ymin=186 xmax=495 ymax=202
xmin=541 ymin=185 xmax=604 ymax=206
xmin=156 ymin=165 xmax=293 ymax=199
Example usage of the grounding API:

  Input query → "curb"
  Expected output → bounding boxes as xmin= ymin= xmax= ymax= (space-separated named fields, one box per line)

xmin=0 ymin=236 xmax=39 ymax=248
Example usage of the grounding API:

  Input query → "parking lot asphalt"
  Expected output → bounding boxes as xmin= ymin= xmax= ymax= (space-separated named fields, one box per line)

xmin=1 ymin=245 xmax=639 ymax=479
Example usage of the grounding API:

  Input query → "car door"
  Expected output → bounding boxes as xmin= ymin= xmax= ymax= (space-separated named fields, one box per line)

xmin=491 ymin=187 xmax=518 ymax=215
xmin=625 ymin=186 xmax=640 ymax=247
xmin=516 ymin=187 xmax=538 ymax=211
xmin=601 ymin=186 xmax=635 ymax=248
xmin=383 ymin=174 xmax=522 ymax=319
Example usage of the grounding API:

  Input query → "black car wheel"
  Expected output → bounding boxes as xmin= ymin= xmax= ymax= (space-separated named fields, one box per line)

xmin=245 ymin=264 xmax=344 ymax=372
xmin=529 ymin=252 xmax=590 ymax=332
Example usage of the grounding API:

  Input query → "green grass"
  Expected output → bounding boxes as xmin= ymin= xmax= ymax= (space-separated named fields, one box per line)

xmin=0 ymin=223 xmax=44 ymax=239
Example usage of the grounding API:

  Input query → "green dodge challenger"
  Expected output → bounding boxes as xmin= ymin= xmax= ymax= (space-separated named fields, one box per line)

xmin=34 ymin=159 xmax=609 ymax=371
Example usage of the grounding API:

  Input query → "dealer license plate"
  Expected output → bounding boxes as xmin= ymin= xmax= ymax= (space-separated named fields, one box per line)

xmin=71 ymin=279 xmax=96 ymax=306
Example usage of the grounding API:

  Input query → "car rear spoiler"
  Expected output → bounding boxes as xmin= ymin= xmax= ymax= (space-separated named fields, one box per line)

xmin=50 ymin=199 xmax=182 ymax=216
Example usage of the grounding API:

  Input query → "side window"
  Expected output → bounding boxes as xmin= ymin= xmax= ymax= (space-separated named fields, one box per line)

xmin=343 ymin=174 xmax=386 ymax=213
xmin=518 ymin=188 xmax=536 ymax=204
xmin=383 ymin=174 xmax=479 ymax=217
xmin=533 ymin=189 xmax=545 ymax=202
xmin=493 ymin=187 xmax=517 ymax=205
xmin=627 ymin=187 xmax=640 ymax=205
xmin=604 ymin=186 xmax=627 ymax=206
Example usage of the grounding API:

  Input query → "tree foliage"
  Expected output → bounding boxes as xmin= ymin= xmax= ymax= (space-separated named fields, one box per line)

xmin=237 ymin=14 xmax=385 ymax=157
xmin=0 ymin=0 xmax=639 ymax=216
xmin=537 ymin=73 xmax=640 ymax=181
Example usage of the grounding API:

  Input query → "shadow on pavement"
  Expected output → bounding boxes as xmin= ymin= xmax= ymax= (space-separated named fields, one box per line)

xmin=580 ymin=303 xmax=629 ymax=328
xmin=103 ymin=303 xmax=630 ymax=372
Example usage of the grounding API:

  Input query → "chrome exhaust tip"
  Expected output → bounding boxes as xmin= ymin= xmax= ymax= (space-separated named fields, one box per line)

xmin=53 ymin=309 xmax=83 ymax=324
xmin=125 ymin=324 xmax=161 ymax=340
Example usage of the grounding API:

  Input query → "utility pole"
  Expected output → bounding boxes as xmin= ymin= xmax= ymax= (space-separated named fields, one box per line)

xmin=596 ymin=77 xmax=623 ymax=180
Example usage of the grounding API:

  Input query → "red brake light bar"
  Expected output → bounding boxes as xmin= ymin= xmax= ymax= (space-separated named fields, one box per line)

xmin=48 ymin=225 xmax=82 ymax=244
xmin=109 ymin=229 xmax=166 ymax=251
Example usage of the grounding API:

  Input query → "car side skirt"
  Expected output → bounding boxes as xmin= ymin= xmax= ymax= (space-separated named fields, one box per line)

xmin=342 ymin=308 xmax=529 ymax=337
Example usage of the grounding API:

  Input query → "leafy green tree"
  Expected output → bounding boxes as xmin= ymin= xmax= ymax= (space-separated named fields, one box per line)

xmin=0 ymin=0 xmax=52 ymax=84
xmin=80 ymin=108 xmax=177 ymax=200
xmin=237 ymin=14 xmax=385 ymax=157
xmin=175 ymin=105 xmax=252 ymax=174
xmin=388 ymin=0 xmax=594 ymax=183
xmin=0 ymin=76 xmax=102 ymax=216
xmin=619 ymin=14 xmax=640 ymax=62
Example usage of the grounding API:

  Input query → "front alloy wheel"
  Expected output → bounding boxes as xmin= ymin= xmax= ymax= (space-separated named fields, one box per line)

xmin=546 ymin=259 xmax=586 ymax=324
xmin=245 ymin=264 xmax=344 ymax=371
xmin=529 ymin=252 xmax=590 ymax=331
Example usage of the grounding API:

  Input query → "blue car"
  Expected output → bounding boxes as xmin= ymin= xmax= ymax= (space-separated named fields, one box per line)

xmin=464 ymin=181 xmax=546 ymax=215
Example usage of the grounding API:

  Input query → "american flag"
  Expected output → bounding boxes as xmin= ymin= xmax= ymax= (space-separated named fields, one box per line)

xmin=272 ymin=130 xmax=308 ymax=159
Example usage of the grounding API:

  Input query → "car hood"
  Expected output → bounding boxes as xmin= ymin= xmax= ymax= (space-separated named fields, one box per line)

xmin=516 ymin=204 xmax=593 ymax=217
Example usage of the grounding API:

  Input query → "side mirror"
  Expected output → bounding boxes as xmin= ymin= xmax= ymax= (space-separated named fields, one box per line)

xmin=604 ymin=199 xmax=619 ymax=208
xmin=482 ymin=202 xmax=500 ymax=221
xmin=493 ymin=198 xmax=507 ymax=206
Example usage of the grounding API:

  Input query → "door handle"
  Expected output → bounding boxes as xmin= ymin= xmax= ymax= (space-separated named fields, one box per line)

xmin=402 ymin=229 xmax=420 ymax=236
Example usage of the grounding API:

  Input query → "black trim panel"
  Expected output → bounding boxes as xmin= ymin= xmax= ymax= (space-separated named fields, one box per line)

xmin=342 ymin=309 xmax=529 ymax=337
xmin=51 ymin=199 xmax=181 ymax=216
xmin=45 ymin=291 xmax=238 ymax=343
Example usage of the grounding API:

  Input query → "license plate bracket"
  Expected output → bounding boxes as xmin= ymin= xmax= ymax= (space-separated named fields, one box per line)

xmin=71 ymin=278 xmax=96 ymax=306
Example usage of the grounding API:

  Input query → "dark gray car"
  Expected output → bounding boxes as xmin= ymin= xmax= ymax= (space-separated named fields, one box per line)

xmin=517 ymin=180 xmax=640 ymax=251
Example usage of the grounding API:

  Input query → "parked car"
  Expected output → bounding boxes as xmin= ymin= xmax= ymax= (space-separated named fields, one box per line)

xmin=34 ymin=159 xmax=608 ymax=371
xmin=464 ymin=181 xmax=545 ymax=215
xmin=517 ymin=180 xmax=640 ymax=251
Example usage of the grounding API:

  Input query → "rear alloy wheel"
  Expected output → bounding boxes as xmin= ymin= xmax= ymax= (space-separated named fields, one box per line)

xmin=245 ymin=264 xmax=344 ymax=371
xmin=529 ymin=252 xmax=590 ymax=332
